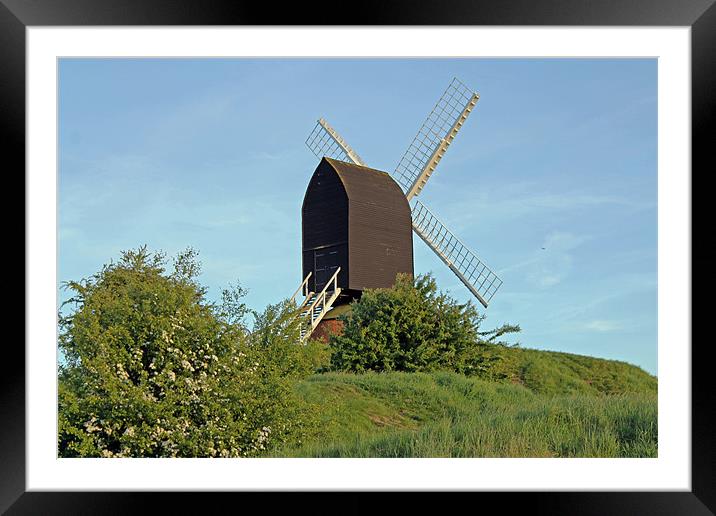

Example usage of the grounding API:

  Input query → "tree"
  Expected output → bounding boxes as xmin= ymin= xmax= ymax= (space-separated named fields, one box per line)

xmin=58 ymin=246 xmax=315 ymax=457
xmin=329 ymin=273 xmax=520 ymax=375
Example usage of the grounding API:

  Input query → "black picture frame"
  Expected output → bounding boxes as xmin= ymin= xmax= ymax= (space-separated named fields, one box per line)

xmin=5 ymin=1 xmax=713 ymax=513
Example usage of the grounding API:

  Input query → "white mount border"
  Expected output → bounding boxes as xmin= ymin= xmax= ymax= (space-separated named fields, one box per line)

xmin=27 ymin=27 xmax=690 ymax=491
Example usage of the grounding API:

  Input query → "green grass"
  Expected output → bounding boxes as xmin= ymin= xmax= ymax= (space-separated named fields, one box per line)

xmin=468 ymin=346 xmax=658 ymax=396
xmin=271 ymin=349 xmax=657 ymax=458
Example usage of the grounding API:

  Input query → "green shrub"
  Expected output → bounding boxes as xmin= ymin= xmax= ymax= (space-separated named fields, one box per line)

xmin=328 ymin=273 xmax=520 ymax=374
xmin=58 ymin=246 xmax=316 ymax=458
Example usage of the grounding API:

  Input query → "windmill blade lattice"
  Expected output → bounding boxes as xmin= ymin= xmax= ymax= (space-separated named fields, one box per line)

xmin=411 ymin=200 xmax=502 ymax=308
xmin=305 ymin=118 xmax=365 ymax=166
xmin=393 ymin=77 xmax=479 ymax=199
xmin=302 ymin=78 xmax=502 ymax=308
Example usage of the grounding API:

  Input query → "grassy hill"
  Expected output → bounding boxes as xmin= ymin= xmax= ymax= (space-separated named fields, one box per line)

xmin=463 ymin=345 xmax=657 ymax=396
xmin=272 ymin=347 xmax=657 ymax=458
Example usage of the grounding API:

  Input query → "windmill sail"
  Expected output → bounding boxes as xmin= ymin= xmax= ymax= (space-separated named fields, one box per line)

xmin=393 ymin=78 xmax=479 ymax=200
xmin=303 ymin=79 xmax=503 ymax=308
xmin=411 ymin=200 xmax=502 ymax=308
xmin=305 ymin=118 xmax=365 ymax=166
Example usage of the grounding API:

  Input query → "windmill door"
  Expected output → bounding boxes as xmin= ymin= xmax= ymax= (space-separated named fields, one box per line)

xmin=314 ymin=246 xmax=341 ymax=292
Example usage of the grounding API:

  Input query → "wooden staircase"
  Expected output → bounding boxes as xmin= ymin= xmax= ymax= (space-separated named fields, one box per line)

xmin=289 ymin=268 xmax=342 ymax=343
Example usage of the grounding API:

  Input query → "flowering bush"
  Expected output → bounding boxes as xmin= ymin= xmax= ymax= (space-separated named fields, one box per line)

xmin=58 ymin=247 xmax=316 ymax=457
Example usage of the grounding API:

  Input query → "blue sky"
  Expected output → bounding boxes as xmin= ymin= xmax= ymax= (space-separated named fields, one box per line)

xmin=58 ymin=58 xmax=657 ymax=374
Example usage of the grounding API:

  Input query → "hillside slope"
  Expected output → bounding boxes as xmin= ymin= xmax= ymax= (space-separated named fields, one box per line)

xmin=273 ymin=349 xmax=657 ymax=458
xmin=467 ymin=346 xmax=657 ymax=396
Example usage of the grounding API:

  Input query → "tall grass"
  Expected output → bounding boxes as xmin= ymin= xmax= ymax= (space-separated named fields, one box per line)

xmin=273 ymin=371 xmax=657 ymax=458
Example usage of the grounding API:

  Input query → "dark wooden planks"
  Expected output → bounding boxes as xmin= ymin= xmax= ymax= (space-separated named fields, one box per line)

xmin=302 ymin=157 xmax=414 ymax=296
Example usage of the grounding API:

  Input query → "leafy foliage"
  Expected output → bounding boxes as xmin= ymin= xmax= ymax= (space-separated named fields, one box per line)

xmin=329 ymin=273 xmax=520 ymax=375
xmin=57 ymin=247 xmax=654 ymax=459
xmin=58 ymin=246 xmax=317 ymax=458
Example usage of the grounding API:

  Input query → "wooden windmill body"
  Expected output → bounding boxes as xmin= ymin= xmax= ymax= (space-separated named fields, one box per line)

xmin=291 ymin=78 xmax=503 ymax=341
xmin=302 ymin=157 xmax=413 ymax=303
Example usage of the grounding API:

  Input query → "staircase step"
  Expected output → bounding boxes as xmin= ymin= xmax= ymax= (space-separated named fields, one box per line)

xmin=290 ymin=274 xmax=342 ymax=342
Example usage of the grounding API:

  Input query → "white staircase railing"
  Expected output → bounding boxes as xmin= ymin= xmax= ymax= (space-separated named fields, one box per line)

xmin=290 ymin=271 xmax=313 ymax=307
xmin=294 ymin=267 xmax=342 ymax=343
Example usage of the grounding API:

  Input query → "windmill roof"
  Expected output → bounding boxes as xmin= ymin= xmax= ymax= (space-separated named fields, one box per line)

xmin=323 ymin=157 xmax=406 ymax=208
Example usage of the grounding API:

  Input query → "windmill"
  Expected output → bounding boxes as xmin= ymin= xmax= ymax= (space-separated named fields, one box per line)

xmin=290 ymin=78 xmax=502 ymax=341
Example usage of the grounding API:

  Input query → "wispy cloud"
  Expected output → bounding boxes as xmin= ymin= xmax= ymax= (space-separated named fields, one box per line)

xmin=147 ymin=93 xmax=236 ymax=147
xmin=500 ymin=231 xmax=589 ymax=289
xmin=584 ymin=319 xmax=622 ymax=332
xmin=438 ymin=183 xmax=650 ymax=232
xmin=249 ymin=151 xmax=285 ymax=161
